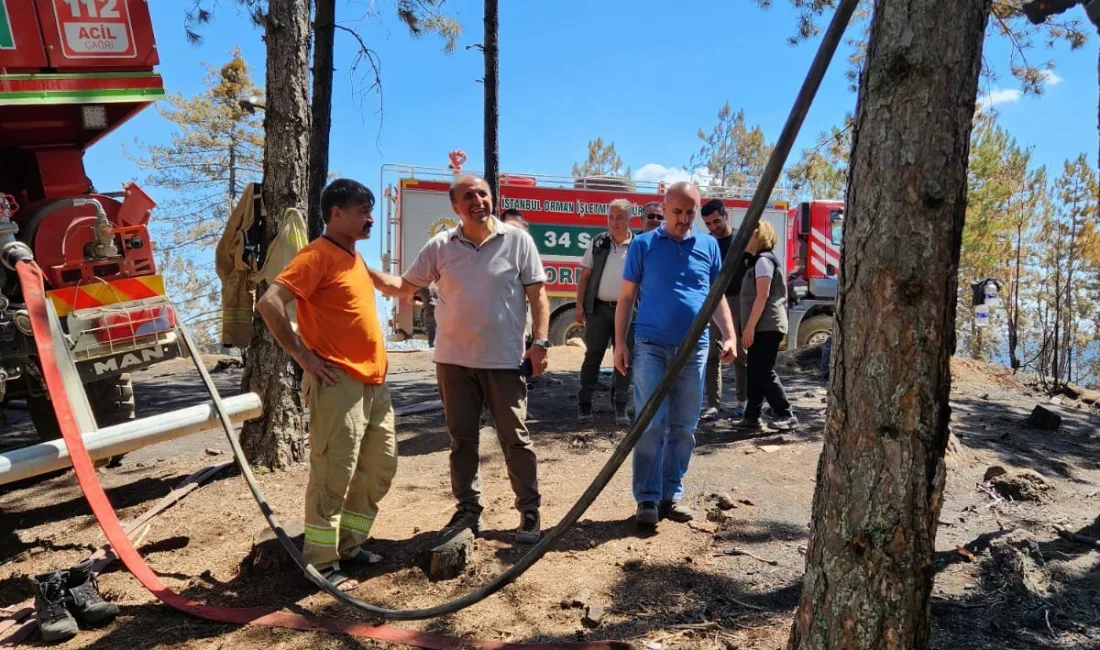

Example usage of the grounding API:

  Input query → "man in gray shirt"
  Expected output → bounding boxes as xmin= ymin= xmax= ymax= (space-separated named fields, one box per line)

xmin=368 ymin=175 xmax=551 ymax=544
xmin=574 ymin=198 xmax=634 ymax=425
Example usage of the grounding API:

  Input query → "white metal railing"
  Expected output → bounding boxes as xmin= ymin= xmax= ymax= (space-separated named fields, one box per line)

xmin=379 ymin=163 xmax=787 ymax=198
xmin=378 ymin=162 xmax=792 ymax=276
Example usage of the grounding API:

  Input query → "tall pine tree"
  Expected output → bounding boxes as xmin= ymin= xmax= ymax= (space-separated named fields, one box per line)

xmin=689 ymin=103 xmax=773 ymax=189
xmin=126 ymin=50 xmax=264 ymax=345
xmin=572 ymin=137 xmax=631 ymax=178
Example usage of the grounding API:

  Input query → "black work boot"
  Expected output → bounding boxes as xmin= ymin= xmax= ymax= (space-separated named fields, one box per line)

xmin=32 ymin=570 xmax=79 ymax=643
xmin=65 ymin=559 xmax=119 ymax=625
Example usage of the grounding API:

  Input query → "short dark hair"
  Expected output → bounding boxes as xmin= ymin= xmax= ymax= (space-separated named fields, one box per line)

xmin=501 ymin=208 xmax=524 ymax=221
xmin=321 ymin=179 xmax=374 ymax=223
xmin=701 ymin=198 xmax=726 ymax=218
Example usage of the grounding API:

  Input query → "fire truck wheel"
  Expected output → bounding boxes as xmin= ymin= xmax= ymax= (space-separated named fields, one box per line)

xmin=88 ymin=375 xmax=135 ymax=468
xmin=27 ymin=375 xmax=134 ymax=467
xmin=88 ymin=373 xmax=137 ymax=428
xmin=797 ymin=315 xmax=834 ymax=349
xmin=549 ymin=307 xmax=585 ymax=347
xmin=27 ymin=393 xmax=63 ymax=442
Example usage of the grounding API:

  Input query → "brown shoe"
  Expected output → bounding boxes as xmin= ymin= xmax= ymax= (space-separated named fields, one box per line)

xmin=659 ymin=500 xmax=693 ymax=522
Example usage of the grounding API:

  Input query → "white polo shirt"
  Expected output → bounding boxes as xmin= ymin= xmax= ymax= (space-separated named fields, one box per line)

xmin=581 ymin=232 xmax=633 ymax=303
xmin=403 ymin=219 xmax=546 ymax=369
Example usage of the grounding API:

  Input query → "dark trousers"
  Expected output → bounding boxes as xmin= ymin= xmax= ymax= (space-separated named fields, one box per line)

xmin=706 ymin=308 xmax=748 ymax=407
xmin=436 ymin=363 xmax=540 ymax=514
xmin=425 ymin=307 xmax=437 ymax=347
xmin=578 ymin=301 xmax=632 ymax=407
xmin=744 ymin=330 xmax=792 ymax=420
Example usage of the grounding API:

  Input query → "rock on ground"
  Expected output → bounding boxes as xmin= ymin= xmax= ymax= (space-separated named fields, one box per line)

xmin=990 ymin=470 xmax=1054 ymax=503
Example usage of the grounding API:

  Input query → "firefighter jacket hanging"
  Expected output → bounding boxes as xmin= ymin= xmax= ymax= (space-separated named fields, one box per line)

xmin=215 ymin=184 xmax=307 ymax=348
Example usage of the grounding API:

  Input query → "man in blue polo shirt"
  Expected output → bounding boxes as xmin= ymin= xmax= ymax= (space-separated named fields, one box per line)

xmin=613 ymin=181 xmax=737 ymax=528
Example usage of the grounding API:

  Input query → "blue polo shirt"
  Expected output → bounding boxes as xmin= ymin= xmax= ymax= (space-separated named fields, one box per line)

xmin=624 ymin=227 xmax=721 ymax=346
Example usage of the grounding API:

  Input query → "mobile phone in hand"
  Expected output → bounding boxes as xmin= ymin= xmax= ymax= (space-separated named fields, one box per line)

xmin=520 ymin=357 xmax=533 ymax=379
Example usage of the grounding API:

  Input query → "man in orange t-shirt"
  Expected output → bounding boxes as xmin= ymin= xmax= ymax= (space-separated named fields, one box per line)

xmin=256 ymin=179 xmax=395 ymax=592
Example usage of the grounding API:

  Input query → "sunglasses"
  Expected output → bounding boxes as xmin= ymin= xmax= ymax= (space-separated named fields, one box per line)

xmin=646 ymin=213 xmax=664 ymax=221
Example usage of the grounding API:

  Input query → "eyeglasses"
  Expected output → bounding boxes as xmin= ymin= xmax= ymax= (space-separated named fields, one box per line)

xmin=646 ymin=213 xmax=664 ymax=221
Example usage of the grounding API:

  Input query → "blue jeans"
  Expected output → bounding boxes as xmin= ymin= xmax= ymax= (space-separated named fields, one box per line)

xmin=631 ymin=338 xmax=707 ymax=504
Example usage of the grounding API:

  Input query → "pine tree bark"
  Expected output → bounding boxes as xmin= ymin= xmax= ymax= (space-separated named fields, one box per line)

xmin=483 ymin=0 xmax=500 ymax=204
xmin=239 ymin=0 xmax=310 ymax=469
xmin=787 ymin=1 xmax=992 ymax=648
xmin=307 ymin=0 xmax=335 ymax=242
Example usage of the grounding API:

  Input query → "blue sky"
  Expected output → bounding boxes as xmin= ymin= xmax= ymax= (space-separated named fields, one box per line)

xmin=86 ymin=0 xmax=1099 ymax=271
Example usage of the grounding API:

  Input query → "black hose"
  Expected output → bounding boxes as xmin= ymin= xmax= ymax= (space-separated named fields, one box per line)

xmin=180 ymin=0 xmax=858 ymax=621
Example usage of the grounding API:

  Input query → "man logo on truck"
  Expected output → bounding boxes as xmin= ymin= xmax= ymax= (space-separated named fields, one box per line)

xmin=91 ymin=346 xmax=165 ymax=376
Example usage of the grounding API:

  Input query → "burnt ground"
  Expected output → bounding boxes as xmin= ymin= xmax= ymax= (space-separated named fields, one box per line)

xmin=0 ymin=347 xmax=1098 ymax=650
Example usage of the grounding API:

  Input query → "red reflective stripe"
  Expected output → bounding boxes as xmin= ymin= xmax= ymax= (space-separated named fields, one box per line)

xmin=15 ymin=260 xmax=629 ymax=650
xmin=46 ymin=290 xmax=76 ymax=312
xmin=71 ymin=286 xmax=103 ymax=310
xmin=111 ymin=278 xmax=162 ymax=301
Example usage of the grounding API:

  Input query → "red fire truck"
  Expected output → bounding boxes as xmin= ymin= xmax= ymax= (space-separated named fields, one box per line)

xmin=0 ymin=0 xmax=177 ymax=440
xmin=382 ymin=160 xmax=844 ymax=350
xmin=382 ymin=160 xmax=811 ymax=344
xmin=786 ymin=199 xmax=844 ymax=347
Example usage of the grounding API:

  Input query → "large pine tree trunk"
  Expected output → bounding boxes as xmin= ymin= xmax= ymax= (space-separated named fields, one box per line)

xmin=483 ymin=0 xmax=499 ymax=204
xmin=239 ymin=0 xmax=311 ymax=469
xmin=307 ymin=0 xmax=335 ymax=242
xmin=787 ymin=1 xmax=991 ymax=648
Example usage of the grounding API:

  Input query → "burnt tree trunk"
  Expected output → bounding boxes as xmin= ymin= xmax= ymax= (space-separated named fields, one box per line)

xmin=787 ymin=1 xmax=992 ymax=649
xmin=1007 ymin=220 xmax=1023 ymax=370
xmin=307 ymin=0 xmax=335 ymax=242
xmin=483 ymin=0 xmax=500 ymax=204
xmin=240 ymin=0 xmax=311 ymax=469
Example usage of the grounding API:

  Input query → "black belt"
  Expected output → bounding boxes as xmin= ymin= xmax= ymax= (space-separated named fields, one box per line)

xmin=596 ymin=299 xmax=617 ymax=307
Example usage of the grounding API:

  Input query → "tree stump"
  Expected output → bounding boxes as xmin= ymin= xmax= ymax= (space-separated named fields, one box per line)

xmin=418 ymin=528 xmax=474 ymax=582
xmin=240 ymin=522 xmax=304 ymax=574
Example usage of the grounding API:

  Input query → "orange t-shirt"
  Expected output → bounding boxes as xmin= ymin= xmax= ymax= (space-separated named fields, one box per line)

xmin=274 ymin=237 xmax=387 ymax=385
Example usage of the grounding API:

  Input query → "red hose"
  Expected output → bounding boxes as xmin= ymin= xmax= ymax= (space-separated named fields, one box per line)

xmin=15 ymin=260 xmax=629 ymax=650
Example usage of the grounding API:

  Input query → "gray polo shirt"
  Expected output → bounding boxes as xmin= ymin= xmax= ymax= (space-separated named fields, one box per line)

xmin=403 ymin=218 xmax=546 ymax=369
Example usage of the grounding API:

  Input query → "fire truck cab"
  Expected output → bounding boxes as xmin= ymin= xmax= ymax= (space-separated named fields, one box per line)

xmin=0 ymin=0 xmax=175 ymax=441
xmin=786 ymin=199 xmax=844 ymax=348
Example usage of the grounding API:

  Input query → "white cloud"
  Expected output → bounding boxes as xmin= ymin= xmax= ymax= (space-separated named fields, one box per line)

xmin=1041 ymin=69 xmax=1064 ymax=86
xmin=633 ymin=163 xmax=715 ymax=187
xmin=634 ymin=163 xmax=692 ymax=184
xmin=979 ymin=88 xmax=1021 ymax=108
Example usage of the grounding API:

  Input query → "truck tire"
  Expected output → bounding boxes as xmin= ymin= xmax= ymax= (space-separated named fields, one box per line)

xmin=27 ymin=393 xmax=62 ymax=442
xmin=88 ymin=373 xmax=137 ymax=429
xmin=28 ymin=374 xmax=135 ymax=467
xmin=797 ymin=315 xmax=834 ymax=348
xmin=549 ymin=306 xmax=585 ymax=346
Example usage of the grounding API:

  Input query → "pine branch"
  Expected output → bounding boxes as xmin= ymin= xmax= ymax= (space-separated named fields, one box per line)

xmin=334 ymin=23 xmax=387 ymax=145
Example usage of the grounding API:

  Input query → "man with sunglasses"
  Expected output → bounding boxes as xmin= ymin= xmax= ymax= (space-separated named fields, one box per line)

xmin=256 ymin=179 xmax=395 ymax=592
xmin=641 ymin=201 xmax=664 ymax=233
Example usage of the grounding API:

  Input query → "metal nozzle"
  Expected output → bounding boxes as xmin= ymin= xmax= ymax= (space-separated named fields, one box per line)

xmin=73 ymin=198 xmax=119 ymax=259
xmin=0 ymin=241 xmax=33 ymax=271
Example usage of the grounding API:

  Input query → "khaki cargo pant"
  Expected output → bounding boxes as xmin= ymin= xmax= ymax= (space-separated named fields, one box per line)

xmin=302 ymin=368 xmax=397 ymax=571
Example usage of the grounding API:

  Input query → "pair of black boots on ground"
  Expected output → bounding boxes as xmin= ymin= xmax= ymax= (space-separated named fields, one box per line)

xmin=32 ymin=559 xmax=119 ymax=643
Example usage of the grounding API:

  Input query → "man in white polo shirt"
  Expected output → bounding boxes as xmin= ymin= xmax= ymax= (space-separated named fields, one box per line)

xmin=367 ymin=175 xmax=550 ymax=544
xmin=574 ymin=198 xmax=634 ymax=425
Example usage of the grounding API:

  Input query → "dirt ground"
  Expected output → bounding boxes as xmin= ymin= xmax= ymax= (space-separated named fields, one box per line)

xmin=1 ymin=346 xmax=1099 ymax=649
